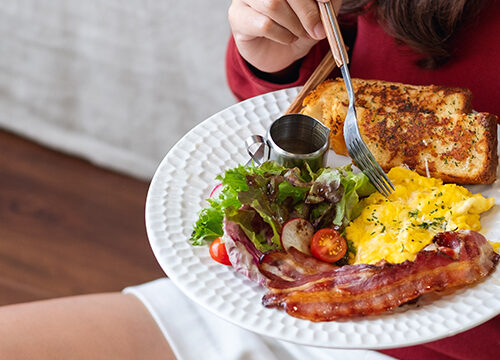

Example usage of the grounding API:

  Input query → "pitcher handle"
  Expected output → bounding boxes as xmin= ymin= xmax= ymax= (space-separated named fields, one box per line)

xmin=245 ymin=135 xmax=268 ymax=166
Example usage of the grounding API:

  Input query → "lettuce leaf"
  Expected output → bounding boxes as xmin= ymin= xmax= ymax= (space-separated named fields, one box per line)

xmin=237 ymin=173 xmax=286 ymax=249
xmin=190 ymin=162 xmax=287 ymax=244
xmin=337 ymin=166 xmax=376 ymax=227
xmin=224 ymin=207 xmax=276 ymax=252
xmin=190 ymin=205 xmax=224 ymax=245
xmin=276 ymin=181 xmax=307 ymax=203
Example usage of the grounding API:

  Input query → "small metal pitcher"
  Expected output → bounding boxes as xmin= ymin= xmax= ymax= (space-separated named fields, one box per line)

xmin=245 ymin=114 xmax=330 ymax=171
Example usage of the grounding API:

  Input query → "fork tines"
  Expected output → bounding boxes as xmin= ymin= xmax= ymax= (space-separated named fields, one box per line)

xmin=349 ymin=138 xmax=395 ymax=197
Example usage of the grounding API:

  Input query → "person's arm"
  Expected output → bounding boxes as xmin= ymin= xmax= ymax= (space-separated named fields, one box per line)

xmin=226 ymin=35 xmax=330 ymax=101
xmin=0 ymin=293 xmax=176 ymax=360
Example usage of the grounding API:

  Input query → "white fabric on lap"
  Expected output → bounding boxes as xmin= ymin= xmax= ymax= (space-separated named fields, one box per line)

xmin=123 ymin=279 xmax=395 ymax=360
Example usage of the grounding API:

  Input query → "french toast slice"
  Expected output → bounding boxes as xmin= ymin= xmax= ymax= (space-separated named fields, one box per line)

xmin=300 ymin=78 xmax=498 ymax=184
xmin=357 ymin=107 xmax=498 ymax=184
xmin=301 ymin=78 xmax=473 ymax=156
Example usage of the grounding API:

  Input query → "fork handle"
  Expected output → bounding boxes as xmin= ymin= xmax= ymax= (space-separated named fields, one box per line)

xmin=319 ymin=1 xmax=349 ymax=68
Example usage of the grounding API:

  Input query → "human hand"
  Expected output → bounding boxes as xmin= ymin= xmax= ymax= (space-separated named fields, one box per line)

xmin=228 ymin=0 xmax=340 ymax=74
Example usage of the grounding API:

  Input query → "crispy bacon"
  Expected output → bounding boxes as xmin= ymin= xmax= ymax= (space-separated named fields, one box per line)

xmin=259 ymin=247 xmax=338 ymax=282
xmin=260 ymin=230 xmax=499 ymax=321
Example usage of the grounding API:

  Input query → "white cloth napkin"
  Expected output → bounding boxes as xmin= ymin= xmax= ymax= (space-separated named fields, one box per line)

xmin=124 ymin=279 xmax=396 ymax=360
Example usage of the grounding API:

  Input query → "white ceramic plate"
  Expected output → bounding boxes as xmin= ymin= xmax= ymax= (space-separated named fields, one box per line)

xmin=145 ymin=87 xmax=500 ymax=349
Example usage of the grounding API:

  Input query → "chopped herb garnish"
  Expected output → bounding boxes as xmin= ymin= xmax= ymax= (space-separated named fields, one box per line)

xmin=409 ymin=210 xmax=419 ymax=217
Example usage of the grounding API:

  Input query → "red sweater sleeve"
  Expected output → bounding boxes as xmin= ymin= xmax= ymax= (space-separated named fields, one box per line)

xmin=225 ymin=36 xmax=331 ymax=101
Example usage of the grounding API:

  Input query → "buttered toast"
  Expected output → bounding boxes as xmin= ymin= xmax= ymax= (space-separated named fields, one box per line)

xmin=300 ymin=78 xmax=498 ymax=184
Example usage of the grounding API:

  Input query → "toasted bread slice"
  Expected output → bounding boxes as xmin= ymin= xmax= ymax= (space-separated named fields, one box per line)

xmin=357 ymin=108 xmax=498 ymax=184
xmin=300 ymin=78 xmax=498 ymax=184
xmin=301 ymin=78 xmax=473 ymax=156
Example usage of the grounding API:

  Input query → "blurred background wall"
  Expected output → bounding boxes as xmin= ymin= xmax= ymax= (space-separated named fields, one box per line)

xmin=0 ymin=0 xmax=235 ymax=179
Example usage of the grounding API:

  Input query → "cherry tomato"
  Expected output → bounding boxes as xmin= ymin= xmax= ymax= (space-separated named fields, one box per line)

xmin=310 ymin=228 xmax=347 ymax=263
xmin=209 ymin=237 xmax=231 ymax=265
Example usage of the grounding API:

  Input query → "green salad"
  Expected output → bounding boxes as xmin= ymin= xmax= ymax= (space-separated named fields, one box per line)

xmin=190 ymin=161 xmax=375 ymax=259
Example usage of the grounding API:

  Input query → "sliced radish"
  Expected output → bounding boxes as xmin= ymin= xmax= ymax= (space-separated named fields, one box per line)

xmin=280 ymin=218 xmax=314 ymax=255
xmin=209 ymin=183 xmax=222 ymax=198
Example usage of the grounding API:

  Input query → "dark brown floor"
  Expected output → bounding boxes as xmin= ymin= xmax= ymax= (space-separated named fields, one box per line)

xmin=0 ymin=129 xmax=164 ymax=306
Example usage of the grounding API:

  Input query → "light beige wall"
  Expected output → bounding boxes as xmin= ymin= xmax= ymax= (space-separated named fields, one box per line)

xmin=0 ymin=0 xmax=235 ymax=179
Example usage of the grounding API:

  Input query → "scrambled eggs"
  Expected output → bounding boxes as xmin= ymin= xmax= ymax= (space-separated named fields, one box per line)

xmin=346 ymin=167 xmax=494 ymax=265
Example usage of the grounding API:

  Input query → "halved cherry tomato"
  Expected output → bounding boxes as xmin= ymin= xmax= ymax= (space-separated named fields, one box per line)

xmin=209 ymin=237 xmax=231 ymax=265
xmin=310 ymin=228 xmax=347 ymax=263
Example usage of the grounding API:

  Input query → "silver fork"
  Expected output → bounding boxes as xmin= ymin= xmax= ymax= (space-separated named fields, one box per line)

xmin=319 ymin=1 xmax=394 ymax=196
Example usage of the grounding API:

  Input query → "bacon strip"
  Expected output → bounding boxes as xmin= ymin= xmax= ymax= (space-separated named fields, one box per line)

xmin=259 ymin=247 xmax=338 ymax=282
xmin=260 ymin=230 xmax=499 ymax=321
